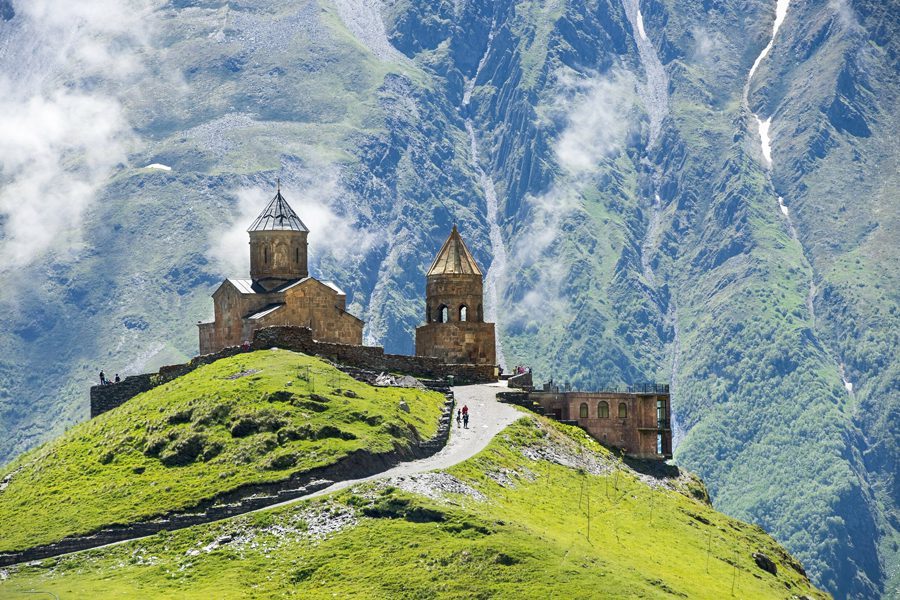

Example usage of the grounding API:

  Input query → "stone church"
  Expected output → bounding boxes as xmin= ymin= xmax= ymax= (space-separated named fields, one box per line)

xmin=415 ymin=225 xmax=497 ymax=366
xmin=198 ymin=186 xmax=363 ymax=354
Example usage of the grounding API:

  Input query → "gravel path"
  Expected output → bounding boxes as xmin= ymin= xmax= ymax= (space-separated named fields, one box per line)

xmin=269 ymin=382 xmax=522 ymax=506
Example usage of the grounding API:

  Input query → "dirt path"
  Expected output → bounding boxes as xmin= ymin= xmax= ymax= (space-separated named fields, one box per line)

xmin=269 ymin=382 xmax=521 ymax=505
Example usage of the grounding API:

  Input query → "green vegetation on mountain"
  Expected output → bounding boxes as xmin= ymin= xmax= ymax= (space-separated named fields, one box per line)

xmin=0 ymin=416 xmax=826 ymax=599
xmin=0 ymin=350 xmax=444 ymax=553
xmin=1 ymin=0 xmax=897 ymax=597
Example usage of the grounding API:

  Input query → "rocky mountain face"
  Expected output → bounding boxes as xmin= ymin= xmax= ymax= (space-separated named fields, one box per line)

xmin=0 ymin=0 xmax=896 ymax=597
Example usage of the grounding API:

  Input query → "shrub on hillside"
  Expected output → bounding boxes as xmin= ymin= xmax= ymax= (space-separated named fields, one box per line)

xmin=230 ymin=410 xmax=288 ymax=437
xmin=193 ymin=403 xmax=231 ymax=427
xmin=159 ymin=433 xmax=208 ymax=466
xmin=264 ymin=452 xmax=299 ymax=470
xmin=316 ymin=425 xmax=357 ymax=441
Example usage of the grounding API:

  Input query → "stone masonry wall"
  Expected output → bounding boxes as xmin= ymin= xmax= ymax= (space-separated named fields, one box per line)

xmin=252 ymin=327 xmax=495 ymax=382
xmin=90 ymin=326 xmax=495 ymax=418
xmin=415 ymin=322 xmax=496 ymax=365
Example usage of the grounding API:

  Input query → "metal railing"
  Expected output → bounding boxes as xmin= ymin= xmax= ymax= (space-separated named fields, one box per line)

xmin=538 ymin=382 xmax=670 ymax=395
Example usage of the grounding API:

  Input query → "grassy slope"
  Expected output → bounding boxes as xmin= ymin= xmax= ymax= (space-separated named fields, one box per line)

xmin=0 ymin=0 xmax=433 ymax=465
xmin=0 ymin=350 xmax=444 ymax=553
xmin=0 ymin=416 xmax=827 ymax=599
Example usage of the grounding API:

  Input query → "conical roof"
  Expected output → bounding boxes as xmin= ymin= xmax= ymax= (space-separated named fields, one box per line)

xmin=247 ymin=186 xmax=308 ymax=232
xmin=426 ymin=225 xmax=482 ymax=276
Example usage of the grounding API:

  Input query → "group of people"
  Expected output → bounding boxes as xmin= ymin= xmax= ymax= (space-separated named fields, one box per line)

xmin=512 ymin=365 xmax=531 ymax=375
xmin=456 ymin=404 xmax=470 ymax=429
xmin=98 ymin=371 xmax=121 ymax=385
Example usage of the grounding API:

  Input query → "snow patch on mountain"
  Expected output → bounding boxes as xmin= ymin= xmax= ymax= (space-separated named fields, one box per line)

xmin=746 ymin=0 xmax=790 ymax=167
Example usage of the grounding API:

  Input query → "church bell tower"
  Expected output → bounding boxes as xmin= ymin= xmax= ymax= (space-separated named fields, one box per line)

xmin=415 ymin=225 xmax=496 ymax=365
xmin=248 ymin=182 xmax=309 ymax=291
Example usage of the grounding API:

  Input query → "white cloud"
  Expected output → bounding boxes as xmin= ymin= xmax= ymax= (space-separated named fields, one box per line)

xmin=0 ymin=0 xmax=160 ymax=270
xmin=551 ymin=68 xmax=638 ymax=176
xmin=828 ymin=0 xmax=859 ymax=30
xmin=690 ymin=27 xmax=726 ymax=65
xmin=0 ymin=89 xmax=131 ymax=266
xmin=504 ymin=185 xmax=579 ymax=329
xmin=505 ymin=68 xmax=639 ymax=328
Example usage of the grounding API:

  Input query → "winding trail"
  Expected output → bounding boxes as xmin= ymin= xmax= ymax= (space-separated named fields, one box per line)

xmin=269 ymin=383 xmax=521 ymax=506
xmin=14 ymin=384 xmax=521 ymax=563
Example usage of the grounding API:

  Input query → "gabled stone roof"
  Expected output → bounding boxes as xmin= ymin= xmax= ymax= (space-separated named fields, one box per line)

xmin=426 ymin=225 xmax=482 ymax=276
xmin=247 ymin=187 xmax=308 ymax=232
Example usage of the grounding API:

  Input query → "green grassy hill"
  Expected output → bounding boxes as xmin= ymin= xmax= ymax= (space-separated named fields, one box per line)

xmin=0 ymin=350 xmax=445 ymax=553
xmin=0 ymin=414 xmax=826 ymax=599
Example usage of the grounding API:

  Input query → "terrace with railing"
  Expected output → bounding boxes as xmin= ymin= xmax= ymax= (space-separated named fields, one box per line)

xmin=538 ymin=381 xmax=670 ymax=395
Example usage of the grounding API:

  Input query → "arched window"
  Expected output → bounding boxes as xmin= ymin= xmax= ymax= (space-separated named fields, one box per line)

xmin=579 ymin=403 xmax=589 ymax=418
xmin=295 ymin=247 xmax=300 ymax=264
xmin=264 ymin=246 xmax=268 ymax=264
xmin=426 ymin=304 xmax=432 ymax=323
xmin=618 ymin=402 xmax=628 ymax=418
xmin=438 ymin=305 xmax=449 ymax=323
xmin=477 ymin=304 xmax=484 ymax=322
xmin=460 ymin=305 xmax=468 ymax=321
xmin=598 ymin=401 xmax=609 ymax=418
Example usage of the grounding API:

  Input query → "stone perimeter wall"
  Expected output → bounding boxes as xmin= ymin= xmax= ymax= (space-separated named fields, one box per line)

xmin=1 ymin=395 xmax=456 ymax=568
xmin=91 ymin=326 xmax=496 ymax=418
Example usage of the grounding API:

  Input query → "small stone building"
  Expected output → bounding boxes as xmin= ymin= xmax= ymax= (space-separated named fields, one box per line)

xmin=198 ymin=187 xmax=363 ymax=354
xmin=415 ymin=226 xmax=496 ymax=366
xmin=529 ymin=386 xmax=672 ymax=459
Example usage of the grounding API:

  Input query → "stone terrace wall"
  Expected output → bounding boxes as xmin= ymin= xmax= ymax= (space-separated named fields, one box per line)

xmin=253 ymin=327 xmax=496 ymax=383
xmin=90 ymin=326 xmax=495 ymax=418
xmin=90 ymin=346 xmax=247 ymax=418
xmin=90 ymin=374 xmax=154 ymax=417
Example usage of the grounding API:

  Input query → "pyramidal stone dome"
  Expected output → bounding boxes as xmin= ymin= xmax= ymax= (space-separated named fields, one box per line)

xmin=247 ymin=188 xmax=308 ymax=232
xmin=427 ymin=225 xmax=482 ymax=276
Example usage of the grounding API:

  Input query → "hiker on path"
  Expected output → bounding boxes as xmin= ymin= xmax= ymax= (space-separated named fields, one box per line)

xmin=462 ymin=405 xmax=468 ymax=416
xmin=463 ymin=411 xmax=469 ymax=429
xmin=456 ymin=409 xmax=462 ymax=428
xmin=114 ymin=374 xmax=121 ymax=383
xmin=99 ymin=371 xmax=105 ymax=385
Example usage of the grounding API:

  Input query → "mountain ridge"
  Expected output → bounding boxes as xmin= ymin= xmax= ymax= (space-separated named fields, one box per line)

xmin=0 ymin=0 xmax=896 ymax=597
